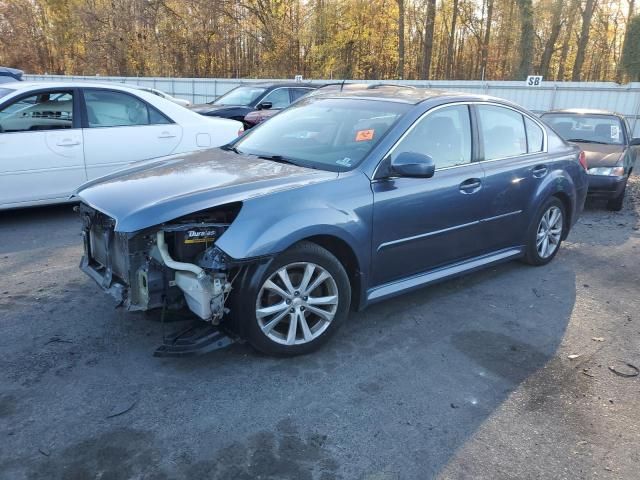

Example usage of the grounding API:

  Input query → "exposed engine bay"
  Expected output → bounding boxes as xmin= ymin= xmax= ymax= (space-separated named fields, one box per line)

xmin=79 ymin=203 xmax=244 ymax=324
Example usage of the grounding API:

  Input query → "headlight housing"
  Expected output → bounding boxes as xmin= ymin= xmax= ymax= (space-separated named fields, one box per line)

xmin=587 ymin=166 xmax=625 ymax=176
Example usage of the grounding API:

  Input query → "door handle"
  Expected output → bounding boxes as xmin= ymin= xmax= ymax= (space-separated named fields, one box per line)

xmin=532 ymin=165 xmax=548 ymax=178
xmin=56 ymin=140 xmax=80 ymax=147
xmin=158 ymin=132 xmax=177 ymax=139
xmin=459 ymin=178 xmax=482 ymax=194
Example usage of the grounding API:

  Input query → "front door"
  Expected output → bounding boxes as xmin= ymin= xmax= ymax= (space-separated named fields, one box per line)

xmin=0 ymin=89 xmax=86 ymax=206
xmin=371 ymin=104 xmax=487 ymax=287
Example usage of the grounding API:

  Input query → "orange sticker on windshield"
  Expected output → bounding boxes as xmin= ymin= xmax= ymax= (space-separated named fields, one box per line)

xmin=355 ymin=129 xmax=375 ymax=142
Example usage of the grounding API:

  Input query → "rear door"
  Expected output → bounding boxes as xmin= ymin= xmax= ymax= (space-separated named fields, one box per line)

xmin=81 ymin=88 xmax=182 ymax=179
xmin=474 ymin=104 xmax=549 ymax=250
xmin=0 ymin=88 xmax=86 ymax=206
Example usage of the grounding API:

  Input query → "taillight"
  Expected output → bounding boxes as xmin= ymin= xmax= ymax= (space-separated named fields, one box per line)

xmin=578 ymin=151 xmax=588 ymax=170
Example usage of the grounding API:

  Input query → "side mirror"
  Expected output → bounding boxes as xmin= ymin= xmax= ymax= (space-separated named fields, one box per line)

xmin=257 ymin=101 xmax=272 ymax=110
xmin=390 ymin=151 xmax=435 ymax=178
xmin=629 ymin=137 xmax=640 ymax=146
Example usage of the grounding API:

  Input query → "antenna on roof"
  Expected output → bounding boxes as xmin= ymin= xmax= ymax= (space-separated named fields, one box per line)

xmin=340 ymin=79 xmax=346 ymax=92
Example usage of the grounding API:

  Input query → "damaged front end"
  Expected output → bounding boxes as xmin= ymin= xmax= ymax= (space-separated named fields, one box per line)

xmin=79 ymin=203 xmax=242 ymax=324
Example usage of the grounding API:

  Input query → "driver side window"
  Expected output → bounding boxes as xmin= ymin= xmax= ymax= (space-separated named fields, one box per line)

xmin=0 ymin=91 xmax=74 ymax=133
xmin=391 ymin=105 xmax=472 ymax=169
xmin=261 ymin=88 xmax=291 ymax=109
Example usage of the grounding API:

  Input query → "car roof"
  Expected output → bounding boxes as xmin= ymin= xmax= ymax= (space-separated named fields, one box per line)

xmin=310 ymin=86 xmax=507 ymax=105
xmin=244 ymin=82 xmax=317 ymax=89
xmin=543 ymin=108 xmax=623 ymax=117
xmin=4 ymin=81 xmax=161 ymax=93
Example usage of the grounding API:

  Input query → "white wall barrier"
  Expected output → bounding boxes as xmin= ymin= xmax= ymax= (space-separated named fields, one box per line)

xmin=23 ymin=75 xmax=640 ymax=136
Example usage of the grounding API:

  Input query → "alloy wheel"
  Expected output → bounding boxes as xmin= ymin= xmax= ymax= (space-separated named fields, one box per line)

xmin=256 ymin=262 xmax=339 ymax=345
xmin=536 ymin=206 xmax=563 ymax=259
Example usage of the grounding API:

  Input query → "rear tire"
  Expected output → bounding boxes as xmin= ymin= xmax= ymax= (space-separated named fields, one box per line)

xmin=236 ymin=241 xmax=351 ymax=356
xmin=523 ymin=197 xmax=566 ymax=266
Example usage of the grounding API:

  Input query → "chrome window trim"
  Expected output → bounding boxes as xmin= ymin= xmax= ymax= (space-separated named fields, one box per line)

xmin=476 ymin=102 xmax=548 ymax=160
xmin=373 ymin=100 xmax=549 ymax=179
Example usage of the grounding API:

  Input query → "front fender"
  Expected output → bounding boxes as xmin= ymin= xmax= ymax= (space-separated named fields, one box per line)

xmin=215 ymin=171 xmax=373 ymax=276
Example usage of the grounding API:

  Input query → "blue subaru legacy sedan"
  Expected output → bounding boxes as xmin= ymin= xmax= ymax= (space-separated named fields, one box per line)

xmin=76 ymin=87 xmax=588 ymax=355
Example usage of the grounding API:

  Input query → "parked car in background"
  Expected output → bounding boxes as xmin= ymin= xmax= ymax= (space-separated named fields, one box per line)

xmin=243 ymin=83 xmax=417 ymax=128
xmin=541 ymin=109 xmax=638 ymax=210
xmin=190 ymin=82 xmax=316 ymax=128
xmin=0 ymin=66 xmax=23 ymax=84
xmin=0 ymin=82 xmax=242 ymax=210
xmin=76 ymin=88 xmax=587 ymax=355
xmin=137 ymin=87 xmax=191 ymax=107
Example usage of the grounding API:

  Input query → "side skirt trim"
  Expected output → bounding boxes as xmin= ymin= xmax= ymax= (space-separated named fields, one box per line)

xmin=366 ymin=247 xmax=523 ymax=304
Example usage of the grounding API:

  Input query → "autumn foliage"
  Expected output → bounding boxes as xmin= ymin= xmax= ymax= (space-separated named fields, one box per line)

xmin=0 ymin=0 xmax=636 ymax=81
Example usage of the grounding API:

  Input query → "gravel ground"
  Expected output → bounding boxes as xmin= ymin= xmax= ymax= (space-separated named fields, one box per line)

xmin=0 ymin=176 xmax=638 ymax=480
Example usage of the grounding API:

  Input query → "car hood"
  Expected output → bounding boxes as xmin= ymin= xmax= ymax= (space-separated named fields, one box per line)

xmin=76 ymin=149 xmax=337 ymax=233
xmin=189 ymin=104 xmax=247 ymax=114
xmin=572 ymin=143 xmax=625 ymax=167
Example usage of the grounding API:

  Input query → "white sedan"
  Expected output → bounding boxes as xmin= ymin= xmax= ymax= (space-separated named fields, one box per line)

xmin=0 ymin=82 xmax=242 ymax=209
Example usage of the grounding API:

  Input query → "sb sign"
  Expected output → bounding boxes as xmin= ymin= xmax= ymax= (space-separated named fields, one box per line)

xmin=526 ymin=75 xmax=543 ymax=87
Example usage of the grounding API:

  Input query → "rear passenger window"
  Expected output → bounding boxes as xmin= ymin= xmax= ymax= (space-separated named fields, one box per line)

xmin=392 ymin=104 xmax=472 ymax=169
xmin=84 ymin=90 xmax=170 ymax=127
xmin=525 ymin=117 xmax=544 ymax=153
xmin=477 ymin=105 xmax=527 ymax=160
xmin=291 ymin=88 xmax=313 ymax=101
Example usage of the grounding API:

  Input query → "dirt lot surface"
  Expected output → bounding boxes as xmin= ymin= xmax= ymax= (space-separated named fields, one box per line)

xmin=1 ymin=176 xmax=639 ymax=480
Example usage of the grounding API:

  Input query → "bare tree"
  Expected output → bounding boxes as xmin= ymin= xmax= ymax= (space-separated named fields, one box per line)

xmin=480 ymin=0 xmax=494 ymax=80
xmin=515 ymin=0 xmax=534 ymax=79
xmin=572 ymin=0 xmax=598 ymax=81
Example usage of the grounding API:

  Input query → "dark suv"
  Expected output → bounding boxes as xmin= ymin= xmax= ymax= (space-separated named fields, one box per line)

xmin=76 ymin=88 xmax=588 ymax=356
xmin=189 ymin=82 xmax=316 ymax=128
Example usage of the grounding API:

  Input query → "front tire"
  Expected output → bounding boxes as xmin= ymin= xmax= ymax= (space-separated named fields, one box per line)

xmin=523 ymin=197 xmax=566 ymax=266
xmin=239 ymin=242 xmax=351 ymax=356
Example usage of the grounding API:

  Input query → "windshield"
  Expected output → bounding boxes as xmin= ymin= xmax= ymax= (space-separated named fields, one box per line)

xmin=231 ymin=98 xmax=410 ymax=171
xmin=212 ymin=86 xmax=266 ymax=106
xmin=542 ymin=113 xmax=625 ymax=145
xmin=0 ymin=88 xmax=14 ymax=99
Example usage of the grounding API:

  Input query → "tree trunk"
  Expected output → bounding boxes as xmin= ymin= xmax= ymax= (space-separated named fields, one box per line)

xmin=445 ymin=0 xmax=459 ymax=78
xmin=557 ymin=1 xmax=579 ymax=80
xmin=397 ymin=0 xmax=405 ymax=79
xmin=539 ymin=0 xmax=564 ymax=78
xmin=616 ymin=0 xmax=635 ymax=82
xmin=480 ymin=0 xmax=494 ymax=80
xmin=515 ymin=0 xmax=534 ymax=79
xmin=421 ymin=0 xmax=437 ymax=79
xmin=572 ymin=0 xmax=597 ymax=81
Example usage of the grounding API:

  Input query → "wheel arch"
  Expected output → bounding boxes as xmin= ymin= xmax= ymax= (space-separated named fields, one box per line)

xmin=551 ymin=191 xmax=573 ymax=239
xmin=299 ymin=234 xmax=363 ymax=311
xmin=530 ymin=169 xmax=577 ymax=239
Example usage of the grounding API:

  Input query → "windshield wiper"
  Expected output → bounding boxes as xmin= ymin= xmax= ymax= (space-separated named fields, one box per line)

xmin=221 ymin=145 xmax=243 ymax=154
xmin=257 ymin=154 xmax=299 ymax=166
xmin=567 ymin=138 xmax=609 ymax=145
